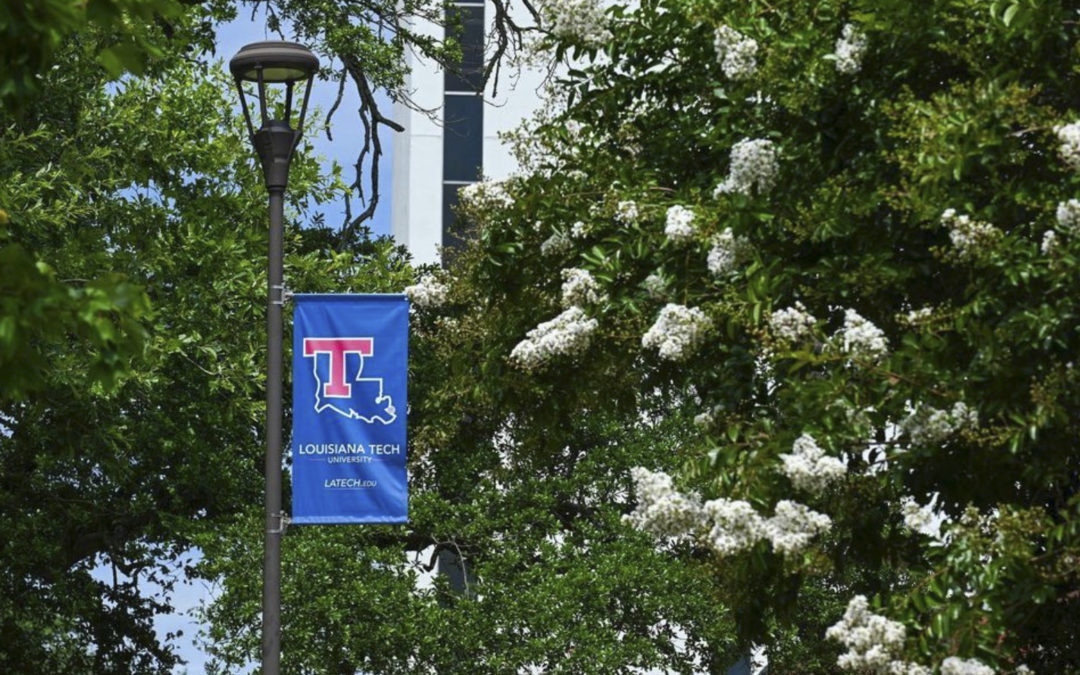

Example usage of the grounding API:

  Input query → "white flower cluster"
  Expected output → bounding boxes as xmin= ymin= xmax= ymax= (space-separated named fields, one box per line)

xmin=404 ymin=273 xmax=449 ymax=308
xmin=714 ymin=138 xmax=779 ymax=197
xmin=541 ymin=231 xmax=573 ymax=257
xmin=703 ymin=498 xmax=765 ymax=555
xmin=625 ymin=468 xmax=833 ymax=558
xmin=1056 ymin=198 xmax=1080 ymax=233
xmin=542 ymin=0 xmax=612 ymax=48
xmin=769 ymin=302 xmax=817 ymax=343
xmin=570 ymin=220 xmax=590 ymax=239
xmin=560 ymin=267 xmax=605 ymax=307
xmin=510 ymin=306 xmax=598 ymax=371
xmin=693 ymin=408 xmax=718 ymax=429
xmin=664 ymin=205 xmax=696 ymax=244
xmin=900 ymin=306 xmax=934 ymax=326
xmin=940 ymin=657 xmax=995 ymax=675
xmin=766 ymin=500 xmax=833 ymax=556
xmin=833 ymin=23 xmax=868 ymax=74
xmin=707 ymin=228 xmax=751 ymax=277
xmin=900 ymin=496 xmax=935 ymax=534
xmin=837 ymin=309 xmax=889 ymax=361
xmin=642 ymin=303 xmax=712 ymax=361
xmin=780 ymin=434 xmax=846 ymax=494
xmin=713 ymin=25 xmax=759 ymax=80
xmin=624 ymin=467 xmax=704 ymax=539
xmin=642 ymin=272 xmax=666 ymax=299
xmin=826 ymin=596 xmax=929 ymax=675
xmin=1042 ymin=230 xmax=1058 ymax=255
xmin=703 ymin=498 xmax=831 ymax=557
xmin=615 ymin=200 xmax=640 ymax=224
xmin=1056 ymin=121 xmax=1080 ymax=171
xmin=459 ymin=180 xmax=513 ymax=210
xmin=901 ymin=401 xmax=977 ymax=446
xmin=941 ymin=209 xmax=1000 ymax=259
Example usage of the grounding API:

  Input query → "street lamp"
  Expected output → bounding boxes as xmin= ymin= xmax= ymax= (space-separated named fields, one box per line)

xmin=230 ymin=40 xmax=319 ymax=675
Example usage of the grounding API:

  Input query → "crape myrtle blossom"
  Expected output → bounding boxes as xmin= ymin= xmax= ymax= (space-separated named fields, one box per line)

xmin=624 ymin=467 xmax=705 ymax=540
xmin=779 ymin=433 xmax=846 ymax=494
xmin=702 ymin=498 xmax=766 ymax=556
xmin=705 ymin=499 xmax=832 ymax=557
xmin=768 ymin=302 xmax=816 ymax=343
xmin=1042 ymin=230 xmax=1058 ymax=255
xmin=714 ymin=138 xmax=779 ymax=197
xmin=692 ymin=411 xmax=713 ymax=428
xmin=707 ymin=228 xmax=751 ymax=277
xmin=642 ymin=272 xmax=667 ymax=299
xmin=510 ymin=306 xmax=598 ymax=371
xmin=940 ymin=209 xmax=1001 ymax=259
xmin=713 ymin=25 xmax=758 ymax=80
xmin=541 ymin=230 xmax=573 ymax=257
xmin=900 ymin=496 xmax=938 ymax=536
xmin=570 ymin=220 xmax=590 ymax=239
xmin=826 ymin=596 xmax=929 ymax=675
xmin=626 ymin=469 xmax=834 ymax=558
xmin=1055 ymin=121 xmax=1080 ymax=171
xmin=693 ymin=406 xmax=722 ymax=429
xmin=900 ymin=306 xmax=933 ymax=326
xmin=642 ymin=303 xmax=712 ymax=361
xmin=664 ymin=205 xmax=696 ymax=244
xmin=560 ymin=267 xmax=605 ymax=307
xmin=615 ymin=200 xmax=640 ymax=224
xmin=764 ymin=500 xmax=832 ymax=557
xmin=836 ymin=308 xmax=889 ymax=361
xmin=458 ymin=179 xmax=513 ymax=210
xmin=541 ymin=0 xmax=613 ymax=48
xmin=833 ymin=23 xmax=868 ymax=74
xmin=901 ymin=401 xmax=977 ymax=446
xmin=404 ymin=273 xmax=448 ymax=308
xmin=940 ymin=657 xmax=995 ymax=675
xmin=1055 ymin=198 xmax=1080 ymax=233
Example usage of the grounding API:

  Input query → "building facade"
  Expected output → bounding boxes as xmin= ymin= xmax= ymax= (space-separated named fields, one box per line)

xmin=390 ymin=1 xmax=545 ymax=265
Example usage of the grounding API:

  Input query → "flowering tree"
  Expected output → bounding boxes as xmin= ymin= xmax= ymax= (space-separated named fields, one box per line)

xmin=405 ymin=0 xmax=1080 ymax=671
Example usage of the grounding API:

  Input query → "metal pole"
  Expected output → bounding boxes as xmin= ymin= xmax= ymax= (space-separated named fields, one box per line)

xmin=263 ymin=186 xmax=285 ymax=675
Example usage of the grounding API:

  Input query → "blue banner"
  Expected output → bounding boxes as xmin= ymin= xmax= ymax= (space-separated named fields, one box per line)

xmin=291 ymin=294 xmax=408 ymax=524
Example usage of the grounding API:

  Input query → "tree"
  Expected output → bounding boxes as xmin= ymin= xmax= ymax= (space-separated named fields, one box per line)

xmin=0 ymin=0 xmax=550 ymax=668
xmin=197 ymin=409 xmax=738 ymax=672
xmin=315 ymin=0 xmax=1078 ymax=672
xmin=0 ymin=6 xmax=360 ymax=666
xmin=0 ymin=0 xmax=193 ymax=109
xmin=193 ymin=2 xmax=743 ymax=672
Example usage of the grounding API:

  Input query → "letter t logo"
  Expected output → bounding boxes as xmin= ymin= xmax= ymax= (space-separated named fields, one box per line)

xmin=303 ymin=338 xmax=373 ymax=398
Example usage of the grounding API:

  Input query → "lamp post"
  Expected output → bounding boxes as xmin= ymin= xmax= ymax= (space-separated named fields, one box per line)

xmin=230 ymin=41 xmax=319 ymax=675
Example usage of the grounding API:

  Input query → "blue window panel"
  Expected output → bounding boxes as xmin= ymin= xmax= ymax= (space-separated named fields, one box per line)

xmin=445 ymin=5 xmax=485 ymax=92
xmin=443 ymin=94 xmax=484 ymax=182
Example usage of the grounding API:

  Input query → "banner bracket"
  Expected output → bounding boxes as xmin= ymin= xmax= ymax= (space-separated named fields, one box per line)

xmin=268 ymin=511 xmax=290 ymax=534
xmin=271 ymin=284 xmax=293 ymax=306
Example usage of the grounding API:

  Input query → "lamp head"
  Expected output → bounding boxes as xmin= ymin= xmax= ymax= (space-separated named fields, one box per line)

xmin=229 ymin=41 xmax=319 ymax=84
xmin=230 ymin=41 xmax=319 ymax=190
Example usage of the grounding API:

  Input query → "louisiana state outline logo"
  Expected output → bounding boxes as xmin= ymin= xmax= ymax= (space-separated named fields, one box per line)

xmin=302 ymin=337 xmax=396 ymax=424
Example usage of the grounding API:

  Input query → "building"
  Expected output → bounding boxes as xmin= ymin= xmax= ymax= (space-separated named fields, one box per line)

xmin=390 ymin=0 xmax=545 ymax=265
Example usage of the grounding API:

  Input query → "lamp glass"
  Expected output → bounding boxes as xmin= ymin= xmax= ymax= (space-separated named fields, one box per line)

xmin=237 ymin=66 xmax=312 ymax=83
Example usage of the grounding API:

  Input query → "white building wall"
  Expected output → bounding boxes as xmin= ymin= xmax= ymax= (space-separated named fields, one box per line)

xmin=391 ymin=13 xmax=445 ymax=266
